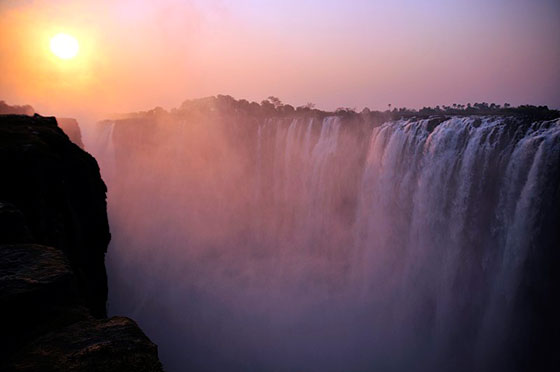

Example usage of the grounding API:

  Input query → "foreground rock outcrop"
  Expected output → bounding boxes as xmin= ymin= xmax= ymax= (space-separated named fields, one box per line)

xmin=0 ymin=114 xmax=163 ymax=371
xmin=11 ymin=317 xmax=162 ymax=372
xmin=0 ymin=114 xmax=109 ymax=317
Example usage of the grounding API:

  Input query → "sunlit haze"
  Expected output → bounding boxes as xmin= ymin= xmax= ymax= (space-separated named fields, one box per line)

xmin=2 ymin=1 xmax=559 ymax=372
xmin=50 ymin=33 xmax=79 ymax=59
xmin=0 ymin=0 xmax=559 ymax=118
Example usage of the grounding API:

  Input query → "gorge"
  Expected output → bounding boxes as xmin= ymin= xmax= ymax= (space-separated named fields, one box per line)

xmin=2 ymin=1 xmax=558 ymax=370
xmin=84 ymin=96 xmax=560 ymax=372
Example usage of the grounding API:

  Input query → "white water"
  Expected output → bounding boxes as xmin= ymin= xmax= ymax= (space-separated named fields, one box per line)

xmin=89 ymin=113 xmax=560 ymax=372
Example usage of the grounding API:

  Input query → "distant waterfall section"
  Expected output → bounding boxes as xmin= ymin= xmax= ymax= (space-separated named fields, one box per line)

xmin=88 ymin=112 xmax=560 ymax=372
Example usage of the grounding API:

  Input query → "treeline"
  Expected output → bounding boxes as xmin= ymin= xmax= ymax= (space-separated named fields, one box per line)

xmin=403 ymin=102 xmax=559 ymax=120
xmin=2 ymin=96 xmax=558 ymax=122
xmin=171 ymin=95 xmax=560 ymax=121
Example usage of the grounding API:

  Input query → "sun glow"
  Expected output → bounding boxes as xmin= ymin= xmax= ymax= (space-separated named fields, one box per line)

xmin=50 ymin=33 xmax=79 ymax=59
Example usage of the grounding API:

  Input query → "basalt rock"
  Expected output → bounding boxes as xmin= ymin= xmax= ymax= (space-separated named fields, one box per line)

xmin=0 ymin=114 xmax=163 ymax=371
xmin=9 ymin=317 xmax=163 ymax=372
xmin=0 ymin=101 xmax=85 ymax=148
xmin=0 ymin=244 xmax=87 ymax=359
xmin=0 ymin=114 xmax=109 ymax=316
xmin=0 ymin=202 xmax=33 ymax=244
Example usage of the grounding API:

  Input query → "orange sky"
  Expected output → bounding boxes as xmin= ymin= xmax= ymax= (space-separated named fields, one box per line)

xmin=1 ymin=0 xmax=559 ymax=118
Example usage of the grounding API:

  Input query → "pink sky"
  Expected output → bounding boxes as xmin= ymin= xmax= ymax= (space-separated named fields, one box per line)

xmin=1 ymin=0 xmax=558 ymax=118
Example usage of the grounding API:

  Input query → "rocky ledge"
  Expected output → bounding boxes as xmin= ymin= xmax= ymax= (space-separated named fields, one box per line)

xmin=0 ymin=114 xmax=163 ymax=371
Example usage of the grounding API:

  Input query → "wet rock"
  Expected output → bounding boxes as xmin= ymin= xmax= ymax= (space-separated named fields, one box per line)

xmin=426 ymin=116 xmax=449 ymax=132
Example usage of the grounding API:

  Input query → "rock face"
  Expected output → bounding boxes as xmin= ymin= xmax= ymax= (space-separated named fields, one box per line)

xmin=0 ymin=100 xmax=85 ymax=148
xmin=96 ymin=97 xmax=559 ymax=371
xmin=0 ymin=244 xmax=86 ymax=358
xmin=0 ymin=202 xmax=33 ymax=243
xmin=10 ymin=317 xmax=163 ymax=372
xmin=0 ymin=114 xmax=109 ymax=317
xmin=0 ymin=114 xmax=163 ymax=371
xmin=57 ymin=117 xmax=85 ymax=149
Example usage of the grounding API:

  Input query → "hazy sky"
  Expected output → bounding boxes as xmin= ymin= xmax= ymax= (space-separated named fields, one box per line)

xmin=1 ymin=0 xmax=559 ymax=117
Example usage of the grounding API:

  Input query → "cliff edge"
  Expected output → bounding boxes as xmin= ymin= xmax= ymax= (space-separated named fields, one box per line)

xmin=0 ymin=114 xmax=163 ymax=371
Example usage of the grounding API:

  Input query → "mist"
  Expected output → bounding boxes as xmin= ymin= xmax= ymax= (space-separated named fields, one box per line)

xmin=82 ymin=97 xmax=559 ymax=371
xmin=2 ymin=0 xmax=559 ymax=370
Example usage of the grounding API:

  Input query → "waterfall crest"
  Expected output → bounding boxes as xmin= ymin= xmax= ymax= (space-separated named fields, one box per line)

xmin=89 ymin=110 xmax=560 ymax=372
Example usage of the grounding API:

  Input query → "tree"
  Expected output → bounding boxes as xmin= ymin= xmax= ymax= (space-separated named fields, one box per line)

xmin=261 ymin=100 xmax=275 ymax=111
xmin=267 ymin=96 xmax=283 ymax=108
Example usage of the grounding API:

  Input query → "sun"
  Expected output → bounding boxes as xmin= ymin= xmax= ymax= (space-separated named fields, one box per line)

xmin=50 ymin=33 xmax=79 ymax=59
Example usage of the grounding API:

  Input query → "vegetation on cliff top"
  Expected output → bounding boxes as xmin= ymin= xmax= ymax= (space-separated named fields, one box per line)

xmin=117 ymin=95 xmax=560 ymax=123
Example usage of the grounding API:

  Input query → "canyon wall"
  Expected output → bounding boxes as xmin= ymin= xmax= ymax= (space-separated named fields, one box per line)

xmin=90 ymin=96 xmax=560 ymax=372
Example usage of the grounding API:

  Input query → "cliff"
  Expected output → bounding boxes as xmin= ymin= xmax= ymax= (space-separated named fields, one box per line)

xmin=96 ymin=97 xmax=559 ymax=371
xmin=56 ymin=117 xmax=85 ymax=149
xmin=0 ymin=114 xmax=163 ymax=371
xmin=0 ymin=101 xmax=85 ymax=148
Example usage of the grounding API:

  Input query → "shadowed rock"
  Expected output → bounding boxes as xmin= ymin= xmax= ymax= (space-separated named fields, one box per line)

xmin=0 ymin=114 xmax=110 ymax=317
xmin=8 ymin=317 xmax=163 ymax=372
xmin=0 ymin=100 xmax=85 ymax=148
xmin=0 ymin=244 xmax=89 ymax=360
xmin=0 ymin=202 xmax=33 ymax=244
xmin=0 ymin=114 xmax=163 ymax=371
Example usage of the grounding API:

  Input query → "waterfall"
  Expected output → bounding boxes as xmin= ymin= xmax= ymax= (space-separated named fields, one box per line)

xmin=89 ymin=111 xmax=560 ymax=372
xmin=84 ymin=120 xmax=116 ymax=184
xmin=351 ymin=117 xmax=560 ymax=369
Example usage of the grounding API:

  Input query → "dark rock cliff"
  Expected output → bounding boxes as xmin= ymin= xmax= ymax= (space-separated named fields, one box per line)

xmin=0 ymin=114 xmax=109 ymax=317
xmin=0 ymin=101 xmax=85 ymax=148
xmin=0 ymin=114 xmax=163 ymax=371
